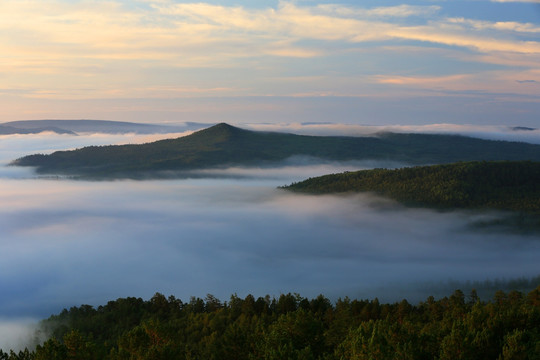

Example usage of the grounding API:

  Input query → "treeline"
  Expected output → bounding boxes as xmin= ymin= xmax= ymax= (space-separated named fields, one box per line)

xmin=1 ymin=287 xmax=539 ymax=359
xmin=283 ymin=161 xmax=540 ymax=214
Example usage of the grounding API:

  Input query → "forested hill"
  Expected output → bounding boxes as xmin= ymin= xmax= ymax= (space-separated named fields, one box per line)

xmin=11 ymin=123 xmax=540 ymax=178
xmin=283 ymin=161 xmax=540 ymax=213
xmin=2 ymin=288 xmax=539 ymax=359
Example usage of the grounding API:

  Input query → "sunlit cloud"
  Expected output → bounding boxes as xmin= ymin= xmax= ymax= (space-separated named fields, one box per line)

xmin=374 ymin=74 xmax=470 ymax=86
xmin=372 ymin=69 xmax=540 ymax=96
xmin=316 ymin=4 xmax=442 ymax=18
xmin=0 ymin=0 xmax=538 ymax=123
xmin=389 ymin=25 xmax=540 ymax=54
xmin=2 ymin=1 xmax=538 ymax=70
xmin=448 ymin=18 xmax=540 ymax=33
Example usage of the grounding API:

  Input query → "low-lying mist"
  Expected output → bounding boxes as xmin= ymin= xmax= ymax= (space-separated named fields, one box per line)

xmin=2 ymin=178 xmax=537 ymax=316
xmin=0 ymin=130 xmax=538 ymax=350
xmin=243 ymin=122 xmax=540 ymax=144
xmin=0 ymin=318 xmax=49 ymax=353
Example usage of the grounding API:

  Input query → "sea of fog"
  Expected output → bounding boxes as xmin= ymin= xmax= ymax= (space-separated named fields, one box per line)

xmin=1 ymin=130 xmax=539 ymax=349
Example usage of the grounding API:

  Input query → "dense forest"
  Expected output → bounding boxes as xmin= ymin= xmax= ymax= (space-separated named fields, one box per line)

xmin=1 ymin=288 xmax=539 ymax=360
xmin=11 ymin=123 xmax=540 ymax=179
xmin=283 ymin=161 xmax=540 ymax=213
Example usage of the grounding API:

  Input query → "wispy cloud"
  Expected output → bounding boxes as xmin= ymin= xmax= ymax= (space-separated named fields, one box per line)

xmin=316 ymin=4 xmax=442 ymax=18
xmin=448 ymin=18 xmax=540 ymax=33
xmin=388 ymin=25 xmax=540 ymax=54
xmin=0 ymin=0 xmax=538 ymax=123
xmin=374 ymin=74 xmax=470 ymax=86
xmin=371 ymin=68 xmax=540 ymax=97
xmin=2 ymin=1 xmax=539 ymax=66
xmin=146 ymin=1 xmax=540 ymax=54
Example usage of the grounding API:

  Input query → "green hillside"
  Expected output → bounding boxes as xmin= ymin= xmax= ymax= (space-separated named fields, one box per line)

xmin=283 ymin=161 xmax=540 ymax=213
xmin=11 ymin=123 xmax=540 ymax=178
xmin=2 ymin=287 xmax=539 ymax=360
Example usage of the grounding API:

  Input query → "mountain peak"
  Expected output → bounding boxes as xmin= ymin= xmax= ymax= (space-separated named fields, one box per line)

xmin=192 ymin=123 xmax=247 ymax=139
xmin=214 ymin=122 xmax=234 ymax=127
xmin=210 ymin=123 xmax=240 ymax=131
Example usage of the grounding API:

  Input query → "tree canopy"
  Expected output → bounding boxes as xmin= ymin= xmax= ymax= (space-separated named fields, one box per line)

xmin=283 ymin=161 xmax=540 ymax=213
xmin=1 ymin=288 xmax=539 ymax=359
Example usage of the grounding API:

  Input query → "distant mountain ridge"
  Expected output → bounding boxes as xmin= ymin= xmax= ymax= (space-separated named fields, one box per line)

xmin=11 ymin=123 xmax=540 ymax=179
xmin=0 ymin=124 xmax=76 ymax=135
xmin=511 ymin=126 xmax=536 ymax=131
xmin=1 ymin=119 xmax=208 ymax=135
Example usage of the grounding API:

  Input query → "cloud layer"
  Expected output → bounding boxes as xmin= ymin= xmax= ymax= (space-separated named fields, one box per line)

xmin=243 ymin=122 xmax=540 ymax=144
xmin=0 ymin=132 xmax=538 ymax=327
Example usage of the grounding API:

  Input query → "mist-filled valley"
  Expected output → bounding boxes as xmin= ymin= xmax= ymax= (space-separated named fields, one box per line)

xmin=1 ymin=128 xmax=539 ymax=352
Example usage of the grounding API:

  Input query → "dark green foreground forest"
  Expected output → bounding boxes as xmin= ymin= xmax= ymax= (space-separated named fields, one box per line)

xmin=2 ymin=288 xmax=539 ymax=360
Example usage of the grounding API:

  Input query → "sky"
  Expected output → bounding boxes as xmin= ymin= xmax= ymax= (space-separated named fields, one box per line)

xmin=0 ymin=0 xmax=539 ymax=125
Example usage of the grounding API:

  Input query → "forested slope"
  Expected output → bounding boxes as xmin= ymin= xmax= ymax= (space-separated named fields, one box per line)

xmin=283 ymin=161 xmax=540 ymax=213
xmin=1 ymin=288 xmax=539 ymax=360
xmin=11 ymin=123 xmax=540 ymax=178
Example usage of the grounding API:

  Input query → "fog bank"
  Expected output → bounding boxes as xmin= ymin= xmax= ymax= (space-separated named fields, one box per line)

xmin=243 ymin=122 xmax=540 ymax=144
xmin=0 ymin=132 xmax=538 ymax=323
xmin=1 ymin=178 xmax=538 ymax=319
xmin=0 ymin=318 xmax=45 ymax=352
